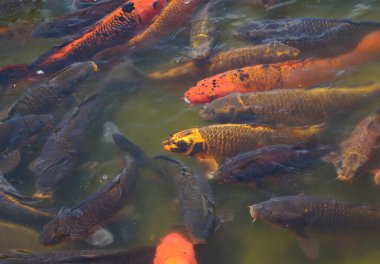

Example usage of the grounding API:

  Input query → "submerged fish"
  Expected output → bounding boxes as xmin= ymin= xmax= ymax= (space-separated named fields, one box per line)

xmin=234 ymin=18 xmax=380 ymax=57
xmin=154 ymin=156 xmax=219 ymax=244
xmin=326 ymin=110 xmax=380 ymax=181
xmin=199 ymin=83 xmax=380 ymax=125
xmin=0 ymin=172 xmax=53 ymax=227
xmin=190 ymin=2 xmax=217 ymax=59
xmin=147 ymin=43 xmax=300 ymax=81
xmin=154 ymin=232 xmax=198 ymax=264
xmin=27 ymin=0 xmax=165 ymax=74
xmin=4 ymin=61 xmax=98 ymax=119
xmin=31 ymin=94 xmax=104 ymax=199
xmin=184 ymin=30 xmax=380 ymax=104
xmin=250 ymin=195 xmax=380 ymax=258
xmin=215 ymin=145 xmax=330 ymax=184
xmin=0 ymin=246 xmax=156 ymax=264
xmin=38 ymin=153 xmax=138 ymax=245
xmin=32 ymin=0 xmax=127 ymax=38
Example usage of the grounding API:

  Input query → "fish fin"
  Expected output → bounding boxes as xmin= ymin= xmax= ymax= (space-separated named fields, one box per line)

xmin=296 ymin=234 xmax=319 ymax=260
xmin=0 ymin=150 xmax=21 ymax=174
xmin=3 ymin=189 xmax=42 ymax=205
xmin=197 ymin=154 xmax=218 ymax=179
xmin=85 ymin=227 xmax=114 ymax=247
xmin=367 ymin=119 xmax=380 ymax=137
xmin=321 ymin=151 xmax=340 ymax=167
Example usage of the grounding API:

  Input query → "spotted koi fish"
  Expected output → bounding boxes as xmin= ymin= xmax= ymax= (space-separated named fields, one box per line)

xmin=184 ymin=30 xmax=380 ymax=104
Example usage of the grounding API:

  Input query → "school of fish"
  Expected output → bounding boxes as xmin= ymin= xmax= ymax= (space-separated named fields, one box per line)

xmin=0 ymin=0 xmax=380 ymax=263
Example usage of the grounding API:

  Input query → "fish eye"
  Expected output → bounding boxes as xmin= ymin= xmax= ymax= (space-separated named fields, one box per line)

xmin=176 ymin=140 xmax=189 ymax=152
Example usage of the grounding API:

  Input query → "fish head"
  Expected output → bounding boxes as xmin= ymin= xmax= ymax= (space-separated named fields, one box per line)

xmin=162 ymin=129 xmax=207 ymax=156
xmin=184 ymin=77 xmax=242 ymax=104
xmin=249 ymin=197 xmax=306 ymax=231
xmin=334 ymin=153 xmax=364 ymax=181
xmin=199 ymin=94 xmax=253 ymax=122
xmin=155 ymin=233 xmax=197 ymax=264
xmin=38 ymin=212 xmax=71 ymax=246
xmin=23 ymin=114 xmax=54 ymax=134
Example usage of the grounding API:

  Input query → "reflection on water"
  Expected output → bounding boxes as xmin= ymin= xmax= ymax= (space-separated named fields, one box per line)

xmin=1 ymin=0 xmax=380 ymax=263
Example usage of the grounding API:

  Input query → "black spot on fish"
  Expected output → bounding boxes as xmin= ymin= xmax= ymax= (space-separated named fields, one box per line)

xmin=118 ymin=15 xmax=126 ymax=22
xmin=239 ymin=72 xmax=249 ymax=81
xmin=175 ymin=140 xmax=189 ymax=153
xmin=152 ymin=1 xmax=159 ymax=9
xmin=122 ymin=2 xmax=135 ymax=13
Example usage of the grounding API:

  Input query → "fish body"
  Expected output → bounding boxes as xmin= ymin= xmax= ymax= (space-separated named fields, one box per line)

xmin=148 ymin=43 xmax=300 ymax=81
xmin=0 ymin=247 xmax=156 ymax=264
xmin=0 ymin=114 xmax=53 ymax=154
xmin=154 ymin=232 xmax=197 ymax=264
xmin=162 ymin=123 xmax=323 ymax=158
xmin=185 ymin=30 xmax=380 ymax=104
xmin=5 ymin=61 xmax=98 ymax=119
xmin=154 ymin=156 xmax=219 ymax=243
xmin=328 ymin=110 xmax=380 ymax=181
xmin=29 ymin=0 xmax=166 ymax=74
xmin=215 ymin=145 xmax=329 ymax=184
xmin=38 ymin=153 xmax=138 ymax=245
xmin=190 ymin=2 xmax=216 ymax=59
xmin=0 ymin=172 xmax=53 ymax=227
xmin=234 ymin=18 xmax=380 ymax=57
xmin=199 ymin=83 xmax=380 ymax=125
xmin=33 ymin=0 xmax=127 ymax=38
xmin=250 ymin=195 xmax=380 ymax=258
xmin=31 ymin=94 xmax=104 ymax=199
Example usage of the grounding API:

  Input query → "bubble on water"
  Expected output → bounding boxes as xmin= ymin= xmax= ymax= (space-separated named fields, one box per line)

xmin=36 ymin=70 xmax=44 ymax=75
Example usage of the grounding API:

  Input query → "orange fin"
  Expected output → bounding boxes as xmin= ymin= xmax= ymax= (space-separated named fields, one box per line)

xmin=296 ymin=235 xmax=320 ymax=260
xmin=197 ymin=154 xmax=218 ymax=179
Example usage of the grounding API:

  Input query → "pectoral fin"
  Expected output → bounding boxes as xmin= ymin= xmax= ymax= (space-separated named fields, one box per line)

xmin=197 ymin=154 xmax=218 ymax=179
xmin=296 ymin=235 xmax=319 ymax=259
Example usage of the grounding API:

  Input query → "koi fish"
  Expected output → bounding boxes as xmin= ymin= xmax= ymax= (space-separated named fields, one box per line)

xmin=147 ymin=43 xmax=300 ymax=81
xmin=154 ymin=232 xmax=198 ymax=264
xmin=326 ymin=110 xmax=380 ymax=181
xmin=250 ymin=195 xmax=380 ymax=259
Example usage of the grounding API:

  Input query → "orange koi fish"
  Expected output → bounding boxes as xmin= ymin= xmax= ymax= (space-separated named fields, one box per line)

xmin=184 ymin=30 xmax=380 ymax=104
xmin=28 ymin=0 xmax=166 ymax=74
xmin=154 ymin=232 xmax=198 ymax=264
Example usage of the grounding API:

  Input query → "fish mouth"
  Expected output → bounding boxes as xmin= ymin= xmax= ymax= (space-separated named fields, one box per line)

xmin=184 ymin=96 xmax=191 ymax=104
xmin=336 ymin=174 xmax=353 ymax=181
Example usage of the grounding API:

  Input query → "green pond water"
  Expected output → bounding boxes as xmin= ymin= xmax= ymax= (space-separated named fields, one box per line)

xmin=1 ymin=0 xmax=380 ymax=263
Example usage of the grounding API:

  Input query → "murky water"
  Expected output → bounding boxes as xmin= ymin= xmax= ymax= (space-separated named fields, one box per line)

xmin=1 ymin=0 xmax=380 ymax=263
